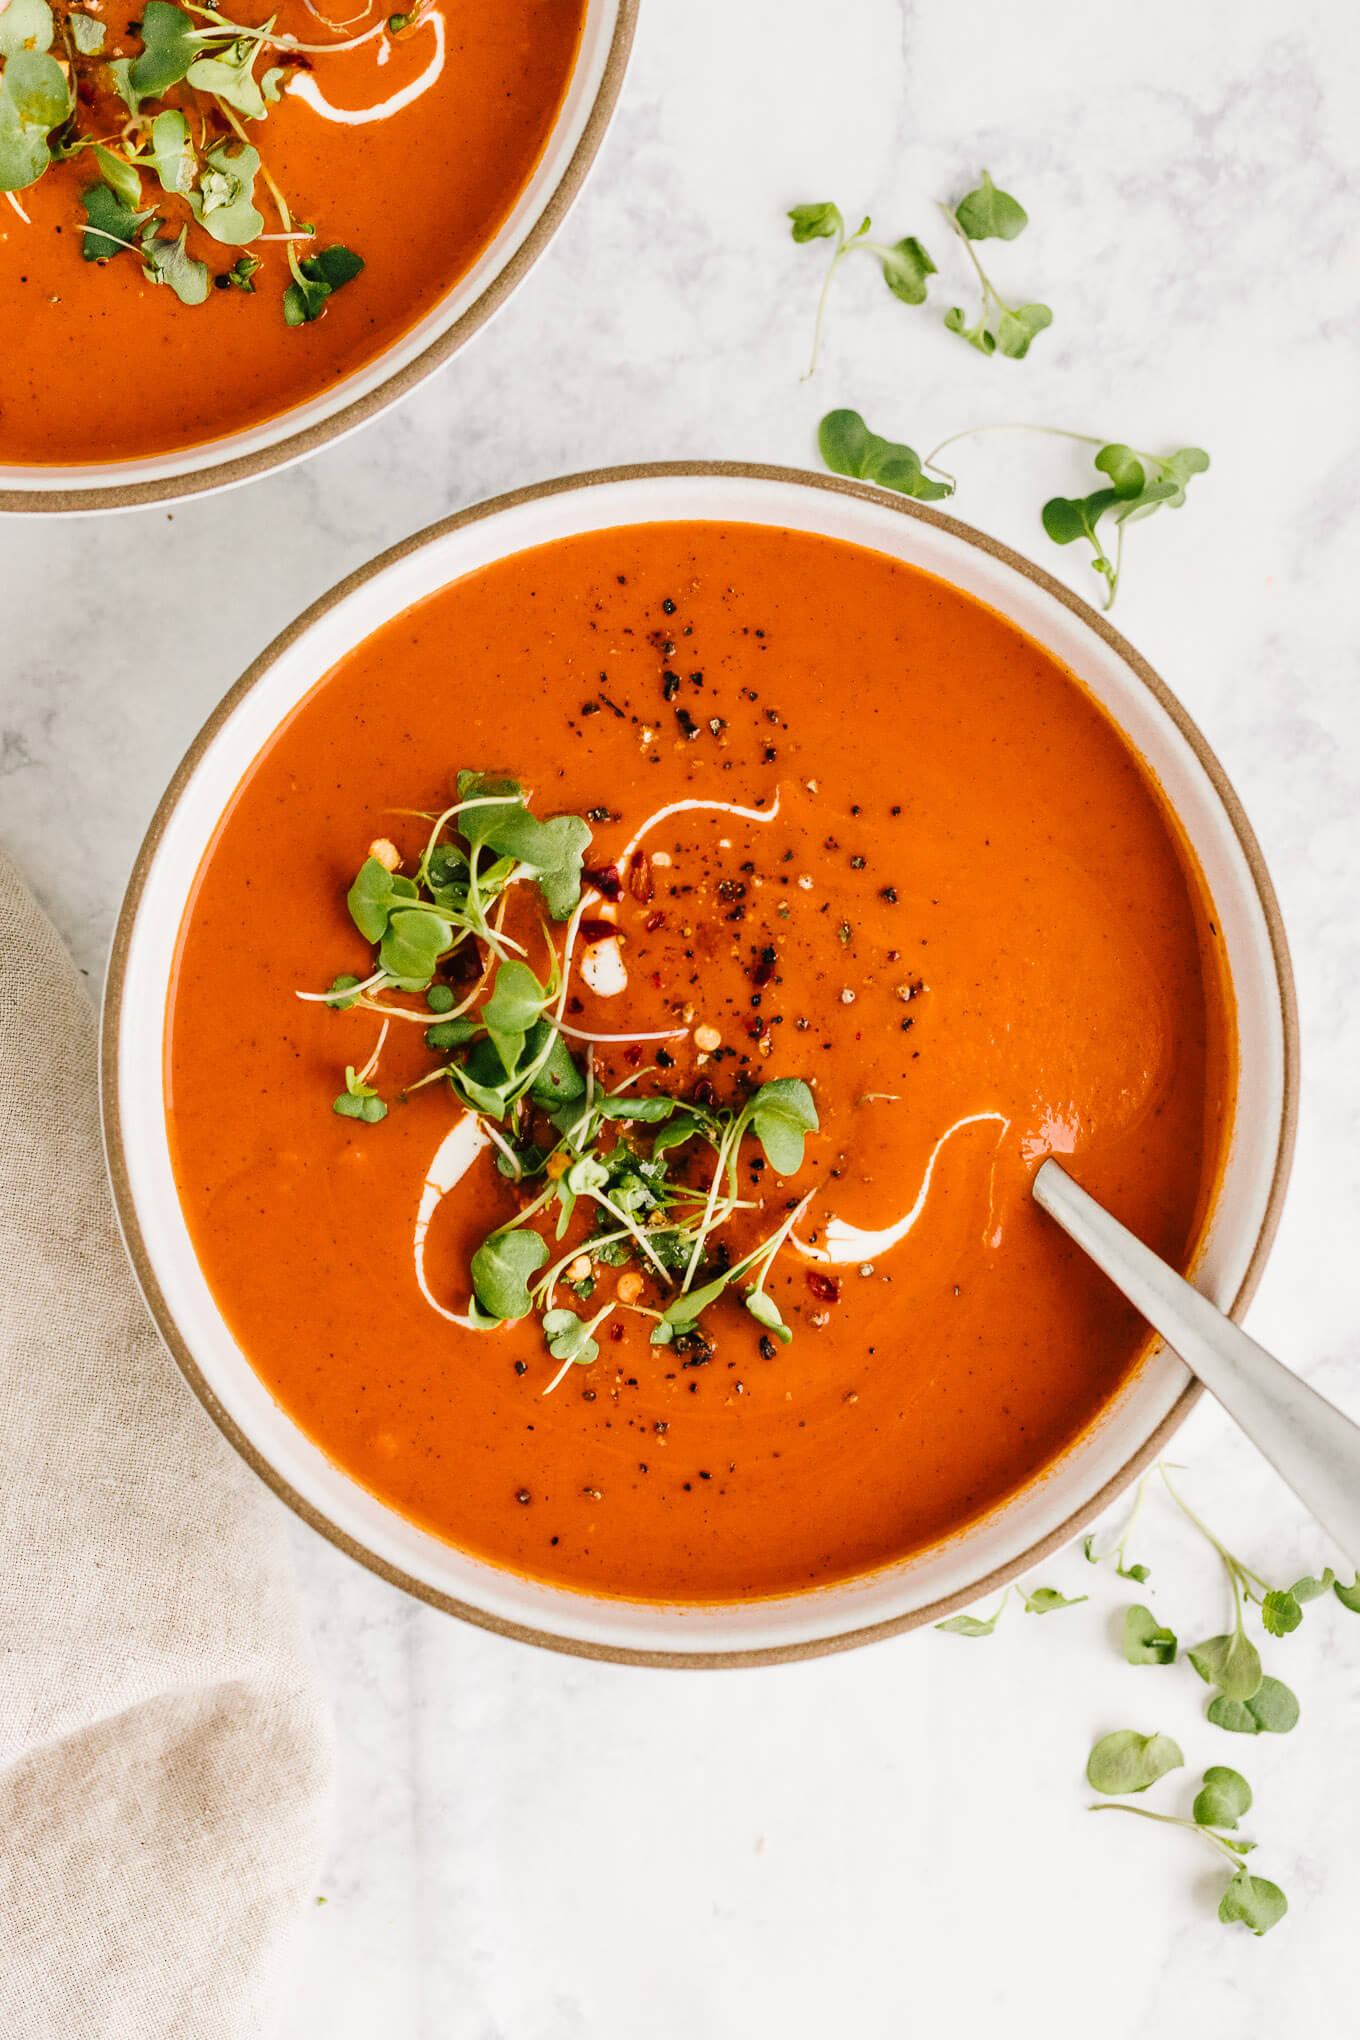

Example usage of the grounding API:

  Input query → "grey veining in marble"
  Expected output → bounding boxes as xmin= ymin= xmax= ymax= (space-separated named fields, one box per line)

xmin=4 ymin=1 xmax=1360 ymax=2033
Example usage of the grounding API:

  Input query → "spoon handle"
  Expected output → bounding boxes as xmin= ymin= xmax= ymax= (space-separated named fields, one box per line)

xmin=1034 ymin=1159 xmax=1360 ymax=1569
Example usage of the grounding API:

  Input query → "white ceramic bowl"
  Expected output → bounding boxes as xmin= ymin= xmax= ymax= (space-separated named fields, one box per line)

xmin=0 ymin=2 xmax=635 ymax=516
xmin=102 ymin=464 xmax=1298 ymax=1665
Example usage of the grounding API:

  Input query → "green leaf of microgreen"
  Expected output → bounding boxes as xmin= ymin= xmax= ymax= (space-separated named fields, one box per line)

xmin=424 ymin=1016 xmax=478 ymax=1052
xmin=92 ymin=145 xmax=140 ymax=209
xmin=526 ymin=1025 xmax=585 ymax=1107
xmin=818 ymin=408 xmax=953 ymax=503
xmin=787 ymin=200 xmax=842 ymax=243
xmin=470 ymin=1227 xmax=549 ymax=1323
xmin=140 ymin=223 xmax=210 ymax=306
xmin=481 ymin=959 xmax=549 ymax=1075
xmin=541 ymin=1307 xmax=599 ymax=1367
xmin=1206 ymin=1676 xmax=1299 ymax=1736
xmin=1218 ymin=1869 xmax=1287 ymax=1936
xmin=1261 ymin=1589 xmax=1303 ymax=1638
xmin=1085 ymin=1729 xmax=1184 ymax=1795
xmin=0 ymin=0 xmax=53 ymax=54
xmin=1192 ymin=1766 xmax=1252 ymax=1829
xmin=1021 ymin=1586 xmax=1087 ymax=1614
xmin=0 ymin=48 xmax=71 ymax=191
xmin=936 ymin=1589 xmax=1008 ymax=1637
xmin=1288 ymin=1568 xmax=1335 ymax=1604
xmin=332 ymin=1064 xmax=386 ymax=1123
xmin=746 ymin=1077 xmax=819 ymax=1175
xmin=953 ymin=170 xmax=1028 ymax=242
xmin=1123 ymin=1604 xmax=1178 ymax=1665
xmin=1333 ymin=1573 xmax=1360 ymax=1612
xmin=79 ymin=176 xmax=151 ymax=261
xmin=346 ymin=856 xmax=414 ymax=942
xmin=192 ymin=139 xmax=263 ymax=244
xmin=1187 ymin=1631 xmax=1262 ymax=1704
xmin=283 ymin=244 xmax=365 ymax=325
xmin=129 ymin=1 xmax=198 ymax=96
xmin=876 ymin=235 xmax=936 ymax=304
xmin=378 ymin=907 xmax=451 ymax=989
xmin=69 ymin=10 xmax=105 ymax=53
xmin=993 ymin=300 xmax=1052 ymax=358
xmin=224 ymin=252 xmax=260 ymax=291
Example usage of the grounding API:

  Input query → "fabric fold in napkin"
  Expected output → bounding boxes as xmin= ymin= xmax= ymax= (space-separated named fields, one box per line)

xmin=0 ymin=855 xmax=334 ymax=2039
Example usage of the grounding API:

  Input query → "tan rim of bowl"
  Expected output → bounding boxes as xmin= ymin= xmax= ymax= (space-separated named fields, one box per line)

xmin=101 ymin=461 xmax=1300 ymax=1668
xmin=1 ymin=3 xmax=638 ymax=517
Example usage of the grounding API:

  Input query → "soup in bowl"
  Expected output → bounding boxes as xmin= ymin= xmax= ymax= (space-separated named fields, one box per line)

xmin=0 ymin=0 xmax=633 ymax=509
xmin=104 ymin=465 xmax=1296 ymax=1662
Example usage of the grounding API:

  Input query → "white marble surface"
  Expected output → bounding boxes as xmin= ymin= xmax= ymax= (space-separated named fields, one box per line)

xmin=5 ymin=0 xmax=1360 ymax=2032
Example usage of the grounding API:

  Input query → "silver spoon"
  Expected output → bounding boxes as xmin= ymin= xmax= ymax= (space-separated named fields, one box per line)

xmin=1033 ymin=1159 xmax=1360 ymax=1568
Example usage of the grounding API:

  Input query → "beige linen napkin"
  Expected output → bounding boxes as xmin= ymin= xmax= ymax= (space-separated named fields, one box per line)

xmin=0 ymin=856 xmax=334 ymax=2038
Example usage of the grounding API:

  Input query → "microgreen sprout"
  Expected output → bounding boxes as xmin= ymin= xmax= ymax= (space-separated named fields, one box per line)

xmin=938 ymin=171 xmax=1052 ymax=359
xmin=787 ymin=200 xmax=935 ymax=375
xmin=813 ymin=415 xmax=1209 ymax=608
xmin=1090 ymin=1764 xmax=1288 ymax=1936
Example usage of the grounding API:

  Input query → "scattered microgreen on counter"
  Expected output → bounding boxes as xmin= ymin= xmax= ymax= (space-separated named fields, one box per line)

xmin=787 ymin=200 xmax=935 ymax=374
xmin=1089 ymin=1756 xmax=1288 ymax=1935
xmin=938 ymin=170 xmax=1052 ymax=359
xmin=787 ymin=168 xmax=1049 ymax=369
xmin=306 ymin=772 xmax=821 ymax=1388
xmin=814 ymin=412 xmax=1209 ymax=609
xmin=1 ymin=0 xmax=373 ymax=322
xmin=937 ymin=1461 xmax=1360 ymax=1936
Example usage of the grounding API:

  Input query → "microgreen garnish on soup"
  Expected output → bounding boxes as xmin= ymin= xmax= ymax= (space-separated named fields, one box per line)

xmin=305 ymin=771 xmax=822 ymax=1388
xmin=1 ymin=0 xmax=377 ymax=323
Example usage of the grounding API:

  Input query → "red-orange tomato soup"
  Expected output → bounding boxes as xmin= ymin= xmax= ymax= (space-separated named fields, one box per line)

xmin=165 ymin=523 xmax=1235 ymax=1602
xmin=0 ymin=0 xmax=585 ymax=465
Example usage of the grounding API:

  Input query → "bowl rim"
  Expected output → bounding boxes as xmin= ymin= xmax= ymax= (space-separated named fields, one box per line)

xmin=0 ymin=1 xmax=639 ymax=518
xmin=100 ymin=459 xmax=1300 ymax=1668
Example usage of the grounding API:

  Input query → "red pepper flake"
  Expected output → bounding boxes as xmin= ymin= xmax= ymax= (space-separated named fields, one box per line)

xmin=580 ymin=917 xmax=617 ymax=945
xmin=644 ymin=911 xmax=666 ymax=933
xmin=585 ymin=863 xmax=623 ymax=901
xmin=628 ymin=852 xmax=654 ymax=904
xmin=806 ymin=1271 xmax=841 ymax=1303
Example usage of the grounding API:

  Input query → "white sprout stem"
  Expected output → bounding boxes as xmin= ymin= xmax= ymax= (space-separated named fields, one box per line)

xmin=355 ymin=1017 xmax=389 ymax=1088
xmin=5 ymin=191 xmax=32 ymax=224
xmin=1087 ymin=1804 xmax=1248 ymax=1870
xmin=555 ymin=1020 xmax=688 ymax=1045
xmin=480 ymin=1118 xmax=523 ymax=1182
xmin=744 ymin=1187 xmax=818 ymax=1291
xmin=296 ymin=965 xmax=390 ymax=1006
xmin=680 ymin=1116 xmax=745 ymax=1292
